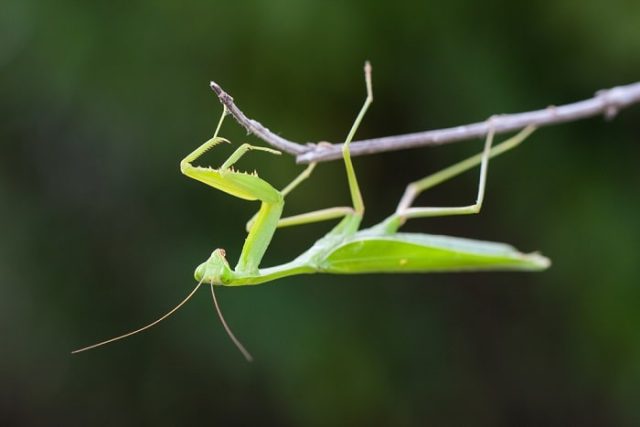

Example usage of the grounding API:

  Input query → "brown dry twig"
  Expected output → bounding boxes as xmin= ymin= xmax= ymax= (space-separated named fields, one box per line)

xmin=209 ymin=76 xmax=640 ymax=164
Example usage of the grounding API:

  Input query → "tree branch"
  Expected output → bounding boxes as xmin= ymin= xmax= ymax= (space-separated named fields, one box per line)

xmin=209 ymin=81 xmax=306 ymax=155
xmin=210 ymin=80 xmax=640 ymax=164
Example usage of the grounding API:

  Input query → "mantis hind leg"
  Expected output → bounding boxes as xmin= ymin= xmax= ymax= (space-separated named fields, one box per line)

xmin=379 ymin=125 xmax=536 ymax=233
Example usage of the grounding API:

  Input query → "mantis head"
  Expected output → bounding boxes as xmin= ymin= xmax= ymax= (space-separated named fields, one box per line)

xmin=194 ymin=248 xmax=233 ymax=285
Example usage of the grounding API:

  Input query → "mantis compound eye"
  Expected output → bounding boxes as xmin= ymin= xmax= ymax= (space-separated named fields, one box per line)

xmin=194 ymin=263 xmax=206 ymax=282
xmin=211 ymin=248 xmax=229 ymax=265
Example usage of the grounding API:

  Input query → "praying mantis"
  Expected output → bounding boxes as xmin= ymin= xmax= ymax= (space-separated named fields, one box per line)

xmin=73 ymin=63 xmax=549 ymax=360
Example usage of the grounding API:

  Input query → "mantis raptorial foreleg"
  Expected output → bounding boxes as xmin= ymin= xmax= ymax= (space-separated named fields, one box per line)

xmin=220 ymin=143 xmax=281 ymax=172
xmin=180 ymin=105 xmax=229 ymax=167
xmin=383 ymin=125 xmax=536 ymax=231
xmin=181 ymin=108 xmax=286 ymax=274
xmin=181 ymin=105 xmax=279 ymax=176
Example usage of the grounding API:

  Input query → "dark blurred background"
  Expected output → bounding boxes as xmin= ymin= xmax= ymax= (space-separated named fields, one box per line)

xmin=1 ymin=0 xmax=639 ymax=425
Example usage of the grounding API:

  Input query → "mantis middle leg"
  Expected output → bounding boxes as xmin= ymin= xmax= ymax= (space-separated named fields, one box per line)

xmin=245 ymin=62 xmax=374 ymax=232
xmin=245 ymin=162 xmax=355 ymax=231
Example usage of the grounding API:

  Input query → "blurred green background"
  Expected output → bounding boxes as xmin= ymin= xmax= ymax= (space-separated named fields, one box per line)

xmin=2 ymin=0 xmax=639 ymax=425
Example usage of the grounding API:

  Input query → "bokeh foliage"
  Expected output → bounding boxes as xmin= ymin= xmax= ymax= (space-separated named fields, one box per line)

xmin=1 ymin=0 xmax=639 ymax=425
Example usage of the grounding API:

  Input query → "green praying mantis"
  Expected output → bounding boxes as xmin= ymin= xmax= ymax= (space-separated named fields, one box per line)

xmin=73 ymin=63 xmax=549 ymax=360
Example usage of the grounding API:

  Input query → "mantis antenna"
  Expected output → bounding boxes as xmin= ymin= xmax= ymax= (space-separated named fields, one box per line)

xmin=209 ymin=281 xmax=253 ymax=362
xmin=71 ymin=277 xmax=253 ymax=361
xmin=71 ymin=278 xmax=206 ymax=354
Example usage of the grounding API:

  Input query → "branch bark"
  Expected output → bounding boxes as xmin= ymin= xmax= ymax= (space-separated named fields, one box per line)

xmin=210 ymin=80 xmax=640 ymax=164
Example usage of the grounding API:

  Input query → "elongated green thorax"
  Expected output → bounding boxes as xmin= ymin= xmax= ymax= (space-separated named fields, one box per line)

xmin=235 ymin=197 xmax=283 ymax=274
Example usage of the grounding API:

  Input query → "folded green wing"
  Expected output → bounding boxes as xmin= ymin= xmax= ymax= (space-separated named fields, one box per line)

xmin=321 ymin=233 xmax=550 ymax=273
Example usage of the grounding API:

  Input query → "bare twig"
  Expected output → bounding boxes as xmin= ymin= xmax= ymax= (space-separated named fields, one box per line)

xmin=209 ymin=79 xmax=640 ymax=164
xmin=209 ymin=81 xmax=306 ymax=155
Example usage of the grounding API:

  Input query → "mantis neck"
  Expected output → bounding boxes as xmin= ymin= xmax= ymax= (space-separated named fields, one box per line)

xmin=227 ymin=261 xmax=316 ymax=286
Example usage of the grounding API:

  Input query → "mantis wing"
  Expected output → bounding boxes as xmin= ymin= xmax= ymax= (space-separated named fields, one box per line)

xmin=321 ymin=233 xmax=550 ymax=274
